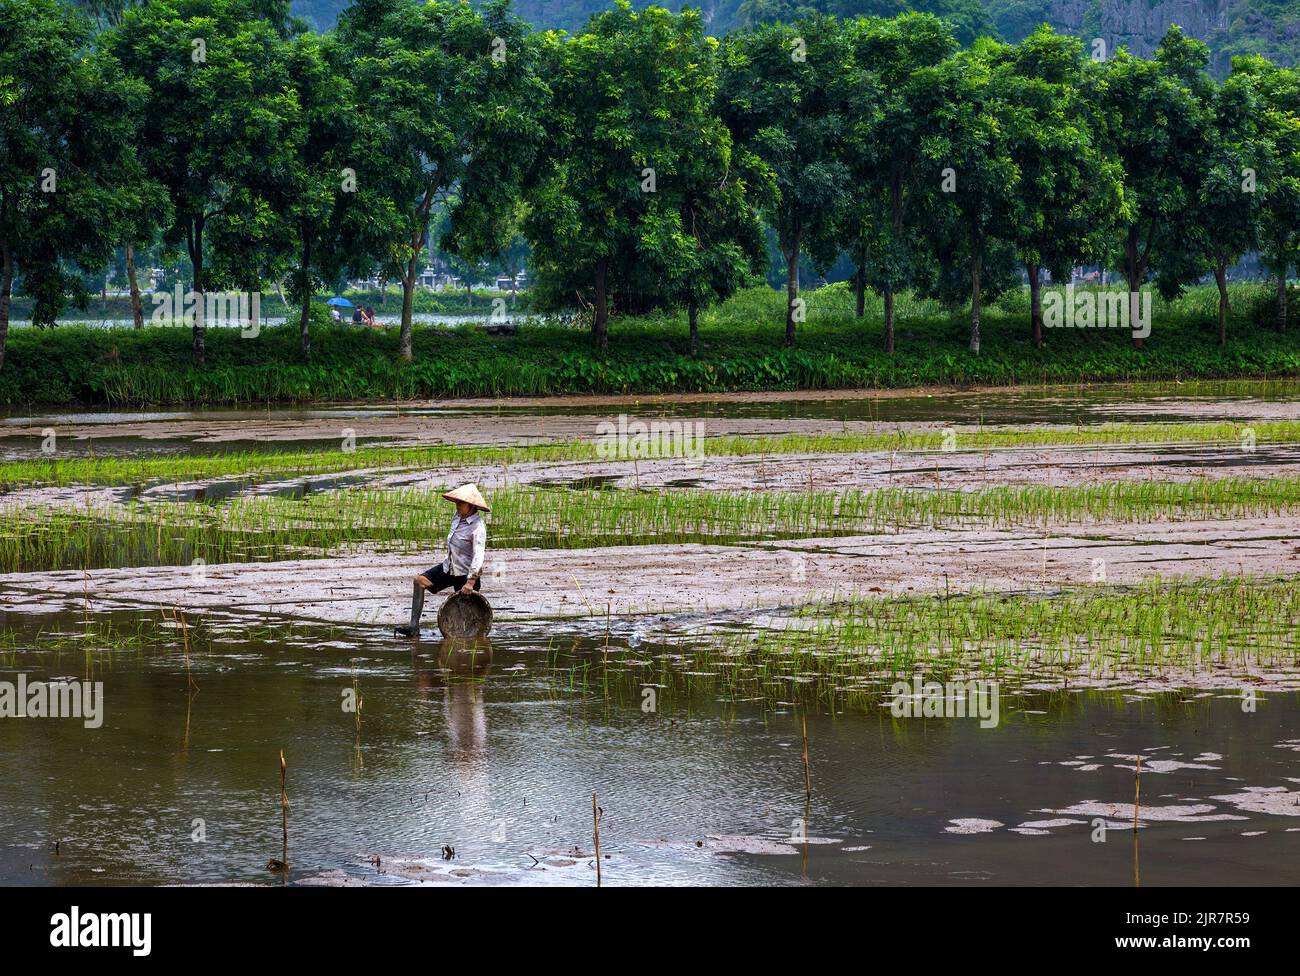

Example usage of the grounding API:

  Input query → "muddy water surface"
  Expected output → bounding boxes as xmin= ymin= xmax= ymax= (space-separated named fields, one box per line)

xmin=5 ymin=379 xmax=1299 ymax=457
xmin=2 ymin=611 xmax=1298 ymax=886
xmin=4 ymin=382 xmax=1300 ymax=886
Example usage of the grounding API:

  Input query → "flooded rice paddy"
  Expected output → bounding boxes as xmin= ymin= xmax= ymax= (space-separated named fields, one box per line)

xmin=3 ymin=611 xmax=1298 ymax=887
xmin=2 ymin=380 xmax=1299 ymax=885
xmin=5 ymin=378 xmax=1300 ymax=457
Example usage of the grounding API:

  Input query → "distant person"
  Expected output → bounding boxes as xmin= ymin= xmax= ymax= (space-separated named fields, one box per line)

xmin=331 ymin=307 xmax=342 ymax=322
xmin=352 ymin=306 xmax=364 ymax=325
xmin=365 ymin=305 xmax=379 ymax=327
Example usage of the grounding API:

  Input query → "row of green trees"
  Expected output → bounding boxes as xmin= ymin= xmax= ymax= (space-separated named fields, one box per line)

xmin=720 ymin=11 xmax=1300 ymax=353
xmin=2 ymin=0 xmax=1300 ymax=374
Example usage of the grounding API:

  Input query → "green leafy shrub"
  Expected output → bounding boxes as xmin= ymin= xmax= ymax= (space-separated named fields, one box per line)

xmin=1 ymin=282 xmax=1297 ymax=405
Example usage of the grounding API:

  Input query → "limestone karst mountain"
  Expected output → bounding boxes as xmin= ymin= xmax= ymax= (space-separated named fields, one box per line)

xmin=286 ymin=0 xmax=1294 ymax=73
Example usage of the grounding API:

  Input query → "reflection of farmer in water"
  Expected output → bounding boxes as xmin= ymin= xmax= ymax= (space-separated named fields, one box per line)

xmin=437 ymin=641 xmax=492 ymax=756
xmin=407 ymin=639 xmax=494 ymax=826
xmin=396 ymin=483 xmax=488 ymax=637
xmin=412 ymin=639 xmax=494 ymax=808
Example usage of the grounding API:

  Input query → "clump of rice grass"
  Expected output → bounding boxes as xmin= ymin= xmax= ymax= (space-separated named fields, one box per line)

xmin=0 ymin=441 xmax=583 ymax=490
xmin=583 ymin=576 xmax=1300 ymax=713
xmin=703 ymin=419 xmax=1300 ymax=457
xmin=783 ymin=575 xmax=1300 ymax=677
xmin=4 ymin=476 xmax=1300 ymax=573
xmin=0 ymin=616 xmax=185 ymax=656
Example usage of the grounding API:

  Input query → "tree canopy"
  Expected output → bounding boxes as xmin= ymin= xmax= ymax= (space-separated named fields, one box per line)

xmin=4 ymin=0 xmax=1300 ymax=372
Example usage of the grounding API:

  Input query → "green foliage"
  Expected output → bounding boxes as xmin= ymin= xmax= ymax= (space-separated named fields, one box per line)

xmin=10 ymin=1 xmax=1300 ymax=386
xmin=0 ymin=0 xmax=163 ymax=365
xmin=106 ymin=0 xmax=303 ymax=364
xmin=988 ymin=26 xmax=1127 ymax=343
xmin=837 ymin=13 xmax=957 ymax=349
xmin=983 ymin=0 xmax=1052 ymax=42
xmin=909 ymin=39 xmax=1022 ymax=350
xmin=284 ymin=0 xmax=1300 ymax=73
xmin=527 ymin=3 xmax=754 ymax=350
xmin=1232 ymin=55 xmax=1300 ymax=331
xmin=739 ymin=1 xmax=991 ymax=44
xmin=1215 ymin=1 xmax=1300 ymax=74
xmin=718 ymin=13 xmax=855 ymax=345
xmin=1097 ymin=26 xmax=1215 ymax=306
xmin=336 ymin=0 xmax=548 ymax=355
xmin=630 ymin=12 xmax=768 ymax=352
xmin=3 ymin=282 xmax=1298 ymax=405
xmin=277 ymin=29 xmax=373 ymax=359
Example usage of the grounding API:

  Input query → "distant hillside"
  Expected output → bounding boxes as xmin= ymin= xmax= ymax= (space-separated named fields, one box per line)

xmin=288 ymin=0 xmax=1300 ymax=72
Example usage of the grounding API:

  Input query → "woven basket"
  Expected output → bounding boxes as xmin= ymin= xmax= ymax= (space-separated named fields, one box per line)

xmin=436 ymin=591 xmax=493 ymax=638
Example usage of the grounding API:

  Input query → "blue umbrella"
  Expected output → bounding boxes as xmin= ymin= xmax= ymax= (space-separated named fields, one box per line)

xmin=327 ymin=297 xmax=355 ymax=308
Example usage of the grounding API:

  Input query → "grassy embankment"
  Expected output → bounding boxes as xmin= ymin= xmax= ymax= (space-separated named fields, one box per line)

xmin=2 ymin=282 xmax=1298 ymax=405
xmin=3 ymin=286 xmax=520 ymax=323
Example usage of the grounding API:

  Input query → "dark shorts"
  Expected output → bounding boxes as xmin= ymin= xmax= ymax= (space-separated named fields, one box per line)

xmin=419 ymin=565 xmax=482 ymax=594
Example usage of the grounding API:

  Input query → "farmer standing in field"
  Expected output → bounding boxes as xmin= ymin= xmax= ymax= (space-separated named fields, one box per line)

xmin=395 ymin=483 xmax=489 ymax=637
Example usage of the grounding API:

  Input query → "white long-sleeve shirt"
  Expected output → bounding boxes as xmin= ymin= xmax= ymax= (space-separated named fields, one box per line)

xmin=443 ymin=512 xmax=486 ymax=577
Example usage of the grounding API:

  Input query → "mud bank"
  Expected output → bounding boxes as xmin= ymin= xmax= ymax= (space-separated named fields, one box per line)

xmin=4 ymin=515 xmax=1296 ymax=627
xmin=0 ymin=410 xmax=880 ymax=451
xmin=7 ymin=442 xmax=1300 ymax=514
xmin=3 ymin=380 xmax=1298 ymax=453
xmin=363 ymin=442 xmax=1300 ymax=495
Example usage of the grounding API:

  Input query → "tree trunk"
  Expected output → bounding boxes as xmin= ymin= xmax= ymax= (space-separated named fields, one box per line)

xmin=1125 ymin=227 xmax=1146 ymax=350
xmin=400 ymin=190 xmax=437 ymax=361
xmin=1215 ymin=260 xmax=1228 ymax=346
xmin=188 ymin=218 xmax=206 ymax=365
xmin=883 ymin=283 xmax=895 ymax=355
xmin=969 ymin=251 xmax=982 ymax=355
xmin=399 ymin=255 xmax=416 ymax=362
xmin=854 ymin=262 xmax=866 ymax=318
xmin=466 ymin=281 xmax=472 ymax=307
xmin=126 ymin=243 xmax=144 ymax=329
xmin=247 ymin=277 xmax=260 ymax=336
xmin=784 ymin=229 xmax=800 ymax=348
xmin=1277 ymin=259 xmax=1289 ymax=333
xmin=0 ymin=242 xmax=12 ymax=371
xmin=885 ymin=171 xmax=904 ymax=356
xmin=299 ymin=239 xmax=312 ymax=360
xmin=298 ymin=297 xmax=312 ymax=360
xmin=1028 ymin=264 xmax=1042 ymax=349
xmin=593 ymin=258 xmax=609 ymax=354
xmin=688 ymin=301 xmax=699 ymax=358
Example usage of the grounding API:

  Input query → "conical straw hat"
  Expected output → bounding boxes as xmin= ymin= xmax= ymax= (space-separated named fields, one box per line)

xmin=442 ymin=482 xmax=490 ymax=512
